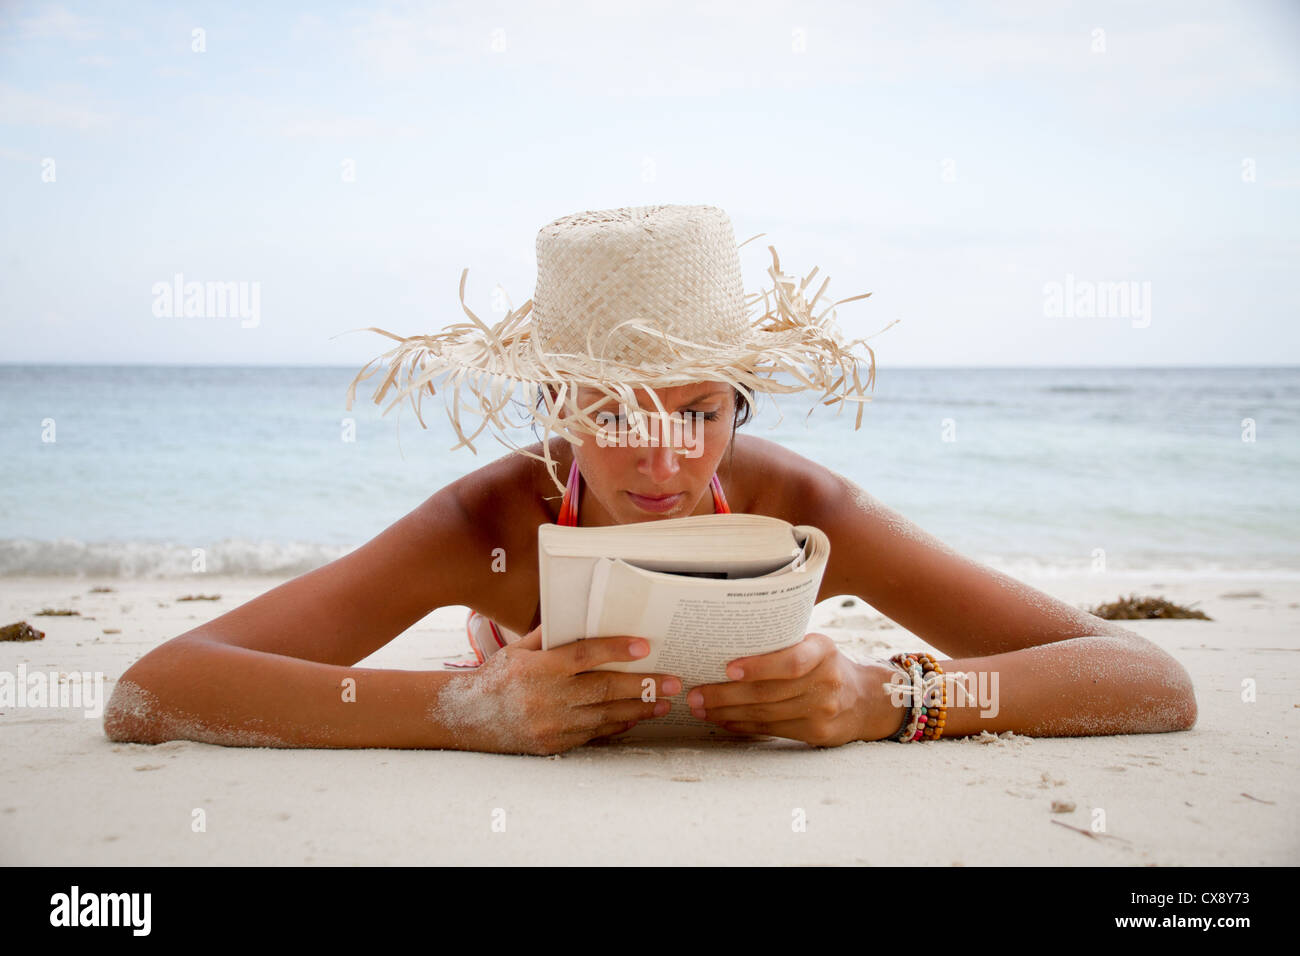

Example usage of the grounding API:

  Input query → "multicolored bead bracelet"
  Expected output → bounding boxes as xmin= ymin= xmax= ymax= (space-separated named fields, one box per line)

xmin=889 ymin=652 xmax=949 ymax=742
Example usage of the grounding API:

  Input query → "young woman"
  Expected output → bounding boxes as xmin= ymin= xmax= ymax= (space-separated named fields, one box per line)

xmin=102 ymin=206 xmax=1197 ymax=754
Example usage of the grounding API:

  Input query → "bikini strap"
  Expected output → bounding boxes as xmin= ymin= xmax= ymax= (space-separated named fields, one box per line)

xmin=710 ymin=473 xmax=732 ymax=515
xmin=557 ymin=459 xmax=581 ymax=526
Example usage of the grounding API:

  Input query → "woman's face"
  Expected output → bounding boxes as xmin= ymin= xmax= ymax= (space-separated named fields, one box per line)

xmin=564 ymin=382 xmax=736 ymax=525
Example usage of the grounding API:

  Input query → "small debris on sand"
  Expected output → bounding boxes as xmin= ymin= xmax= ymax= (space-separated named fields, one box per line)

xmin=1051 ymin=799 xmax=1076 ymax=813
xmin=89 ymin=586 xmax=116 ymax=593
xmin=964 ymin=731 xmax=1032 ymax=747
xmin=34 ymin=608 xmax=80 ymax=617
xmin=1241 ymin=793 xmax=1275 ymax=805
xmin=1051 ymin=819 xmax=1130 ymax=843
xmin=1087 ymin=594 xmax=1211 ymax=620
xmin=176 ymin=594 xmax=221 ymax=601
xmin=1 ymin=621 xmax=45 ymax=642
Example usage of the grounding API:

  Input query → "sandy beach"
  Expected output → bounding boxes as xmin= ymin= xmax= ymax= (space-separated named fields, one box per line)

xmin=1 ymin=571 xmax=1295 ymax=866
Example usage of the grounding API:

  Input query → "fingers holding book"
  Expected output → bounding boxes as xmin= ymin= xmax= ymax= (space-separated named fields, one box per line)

xmin=570 ymin=670 xmax=683 ymax=706
xmin=717 ymin=632 xmax=837 ymax=682
xmin=448 ymin=624 xmax=680 ymax=755
xmin=684 ymin=632 xmax=877 ymax=747
xmin=540 ymin=632 xmax=683 ymax=743
xmin=545 ymin=631 xmax=652 ymax=674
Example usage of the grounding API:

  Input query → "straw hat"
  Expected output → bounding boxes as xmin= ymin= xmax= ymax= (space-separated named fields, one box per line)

xmin=343 ymin=204 xmax=895 ymax=495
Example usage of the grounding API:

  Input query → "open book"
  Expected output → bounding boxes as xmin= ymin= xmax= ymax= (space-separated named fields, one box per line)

xmin=539 ymin=513 xmax=830 ymax=737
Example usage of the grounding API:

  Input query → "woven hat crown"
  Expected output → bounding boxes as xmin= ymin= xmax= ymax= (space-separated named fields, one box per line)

xmin=342 ymin=202 xmax=897 ymax=495
xmin=533 ymin=205 xmax=747 ymax=371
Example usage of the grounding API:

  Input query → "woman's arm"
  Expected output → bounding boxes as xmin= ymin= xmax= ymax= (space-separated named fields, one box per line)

xmin=691 ymin=458 xmax=1197 ymax=741
xmin=903 ymin=633 xmax=1196 ymax=737
xmin=104 ymin=481 xmax=488 ymax=747
xmin=104 ymin=639 xmax=463 ymax=748
xmin=807 ymin=465 xmax=1198 ymax=736
xmin=692 ymin=628 xmax=1196 ymax=742
xmin=840 ymin=631 xmax=1197 ymax=742
xmin=105 ymin=628 xmax=675 ymax=752
xmin=104 ymin=478 xmax=676 ymax=752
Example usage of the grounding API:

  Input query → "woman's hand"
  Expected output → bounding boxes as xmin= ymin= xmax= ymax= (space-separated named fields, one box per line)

xmin=432 ymin=625 xmax=682 ymax=756
xmin=685 ymin=632 xmax=904 ymax=746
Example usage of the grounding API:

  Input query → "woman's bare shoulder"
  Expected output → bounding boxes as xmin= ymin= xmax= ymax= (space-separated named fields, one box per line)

xmin=452 ymin=438 xmax=568 ymax=514
xmin=451 ymin=439 xmax=577 ymax=548
xmin=399 ymin=442 xmax=560 ymax=631
xmin=724 ymin=433 xmax=844 ymax=520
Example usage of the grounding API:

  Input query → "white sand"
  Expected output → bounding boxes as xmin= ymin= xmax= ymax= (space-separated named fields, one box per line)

xmin=1 ymin=572 xmax=1296 ymax=865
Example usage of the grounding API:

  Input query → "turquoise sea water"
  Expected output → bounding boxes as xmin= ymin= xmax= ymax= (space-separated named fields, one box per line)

xmin=1 ymin=364 xmax=1297 ymax=577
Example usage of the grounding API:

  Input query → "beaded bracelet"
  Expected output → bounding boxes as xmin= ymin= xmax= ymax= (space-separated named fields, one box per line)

xmin=921 ymin=654 xmax=947 ymax=741
xmin=925 ymin=665 xmax=948 ymax=741
xmin=889 ymin=652 xmax=949 ymax=742
xmin=890 ymin=656 xmax=925 ymax=742
xmin=917 ymin=653 xmax=947 ymax=741
xmin=882 ymin=660 xmax=915 ymax=739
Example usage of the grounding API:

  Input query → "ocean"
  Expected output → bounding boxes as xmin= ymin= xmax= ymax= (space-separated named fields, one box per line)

xmin=1 ymin=364 xmax=1297 ymax=578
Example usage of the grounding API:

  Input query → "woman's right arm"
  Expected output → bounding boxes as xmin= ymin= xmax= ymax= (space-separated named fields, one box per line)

xmin=102 ymin=481 xmax=490 ymax=748
xmin=103 ymin=481 xmax=676 ymax=752
xmin=105 ymin=628 xmax=674 ymax=751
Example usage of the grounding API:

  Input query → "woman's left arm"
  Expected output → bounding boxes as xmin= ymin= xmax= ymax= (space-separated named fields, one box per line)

xmin=691 ymin=463 xmax=1197 ymax=741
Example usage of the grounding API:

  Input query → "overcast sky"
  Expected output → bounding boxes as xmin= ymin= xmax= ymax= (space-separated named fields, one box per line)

xmin=2 ymin=0 xmax=1297 ymax=367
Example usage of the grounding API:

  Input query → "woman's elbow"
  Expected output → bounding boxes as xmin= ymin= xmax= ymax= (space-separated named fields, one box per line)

xmin=103 ymin=677 xmax=164 ymax=743
xmin=1114 ymin=629 xmax=1198 ymax=733
xmin=1165 ymin=659 xmax=1198 ymax=732
xmin=102 ymin=640 xmax=201 ymax=744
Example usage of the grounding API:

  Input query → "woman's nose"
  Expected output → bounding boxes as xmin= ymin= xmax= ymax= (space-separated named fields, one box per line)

xmin=640 ymin=445 xmax=681 ymax=477
xmin=637 ymin=429 xmax=683 ymax=482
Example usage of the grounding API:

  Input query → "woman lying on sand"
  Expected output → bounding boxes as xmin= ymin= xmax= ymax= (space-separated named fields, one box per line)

xmin=103 ymin=205 xmax=1197 ymax=754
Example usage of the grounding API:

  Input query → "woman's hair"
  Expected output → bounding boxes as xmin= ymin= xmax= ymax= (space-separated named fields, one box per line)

xmin=730 ymin=384 xmax=755 ymax=429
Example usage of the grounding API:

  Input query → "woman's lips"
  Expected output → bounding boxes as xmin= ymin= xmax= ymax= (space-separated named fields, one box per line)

xmin=627 ymin=491 xmax=685 ymax=513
